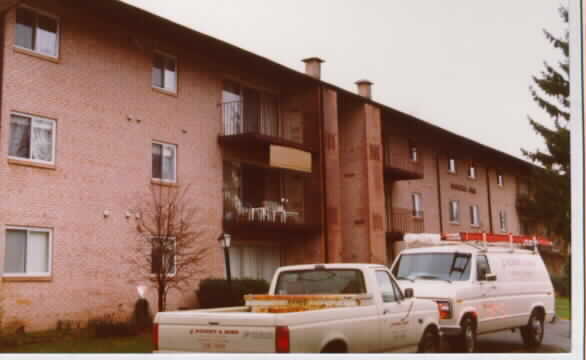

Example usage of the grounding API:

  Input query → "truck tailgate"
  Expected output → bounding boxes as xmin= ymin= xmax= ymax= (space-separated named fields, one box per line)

xmin=157 ymin=311 xmax=277 ymax=353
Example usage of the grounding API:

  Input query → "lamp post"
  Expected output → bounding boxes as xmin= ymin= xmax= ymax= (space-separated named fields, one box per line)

xmin=218 ymin=233 xmax=232 ymax=289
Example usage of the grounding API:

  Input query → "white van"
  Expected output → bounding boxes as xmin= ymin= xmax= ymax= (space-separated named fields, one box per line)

xmin=390 ymin=240 xmax=555 ymax=352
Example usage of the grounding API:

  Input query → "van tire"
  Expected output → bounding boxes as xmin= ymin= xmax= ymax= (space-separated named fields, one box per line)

xmin=450 ymin=317 xmax=477 ymax=353
xmin=417 ymin=326 xmax=440 ymax=353
xmin=520 ymin=310 xmax=544 ymax=348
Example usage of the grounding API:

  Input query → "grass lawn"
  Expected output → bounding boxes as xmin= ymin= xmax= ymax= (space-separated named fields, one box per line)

xmin=556 ymin=296 xmax=570 ymax=320
xmin=0 ymin=333 xmax=152 ymax=353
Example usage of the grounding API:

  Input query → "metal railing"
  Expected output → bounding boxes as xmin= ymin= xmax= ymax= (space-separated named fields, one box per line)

xmin=387 ymin=208 xmax=424 ymax=233
xmin=221 ymin=100 xmax=279 ymax=138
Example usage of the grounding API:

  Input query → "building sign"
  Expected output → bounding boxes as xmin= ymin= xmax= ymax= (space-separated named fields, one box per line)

xmin=450 ymin=183 xmax=476 ymax=194
xmin=269 ymin=145 xmax=312 ymax=173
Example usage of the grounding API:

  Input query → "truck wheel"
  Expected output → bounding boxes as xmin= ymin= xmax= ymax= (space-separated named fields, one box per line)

xmin=451 ymin=317 xmax=476 ymax=353
xmin=520 ymin=310 xmax=544 ymax=348
xmin=417 ymin=326 xmax=440 ymax=353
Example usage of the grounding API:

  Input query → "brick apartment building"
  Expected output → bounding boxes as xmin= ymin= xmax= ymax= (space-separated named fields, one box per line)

xmin=0 ymin=0 xmax=557 ymax=331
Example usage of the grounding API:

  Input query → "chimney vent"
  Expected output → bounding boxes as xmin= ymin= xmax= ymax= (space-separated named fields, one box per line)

xmin=302 ymin=57 xmax=325 ymax=79
xmin=355 ymin=79 xmax=373 ymax=99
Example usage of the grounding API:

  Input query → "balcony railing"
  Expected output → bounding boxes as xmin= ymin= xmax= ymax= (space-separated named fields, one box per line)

xmin=383 ymin=145 xmax=424 ymax=180
xmin=221 ymin=100 xmax=279 ymax=138
xmin=387 ymin=208 xmax=424 ymax=234
xmin=222 ymin=162 xmax=321 ymax=232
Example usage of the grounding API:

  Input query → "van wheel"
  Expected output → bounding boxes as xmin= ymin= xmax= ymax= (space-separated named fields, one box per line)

xmin=417 ymin=327 xmax=440 ymax=353
xmin=451 ymin=317 xmax=477 ymax=353
xmin=520 ymin=311 xmax=544 ymax=348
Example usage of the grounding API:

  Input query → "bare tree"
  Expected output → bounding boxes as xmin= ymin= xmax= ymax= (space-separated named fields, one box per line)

xmin=128 ymin=185 xmax=208 ymax=312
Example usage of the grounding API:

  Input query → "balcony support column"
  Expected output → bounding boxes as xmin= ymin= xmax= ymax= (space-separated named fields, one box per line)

xmin=338 ymin=100 xmax=387 ymax=265
xmin=322 ymin=87 xmax=343 ymax=263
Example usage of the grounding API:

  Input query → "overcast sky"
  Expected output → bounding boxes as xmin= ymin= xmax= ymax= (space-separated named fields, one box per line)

xmin=122 ymin=0 xmax=568 ymax=160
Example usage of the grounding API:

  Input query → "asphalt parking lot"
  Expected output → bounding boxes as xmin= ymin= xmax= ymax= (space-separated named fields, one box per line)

xmin=441 ymin=320 xmax=571 ymax=353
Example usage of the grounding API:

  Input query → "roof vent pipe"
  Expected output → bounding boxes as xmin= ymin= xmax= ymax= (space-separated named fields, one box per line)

xmin=355 ymin=79 xmax=373 ymax=99
xmin=302 ymin=57 xmax=325 ymax=79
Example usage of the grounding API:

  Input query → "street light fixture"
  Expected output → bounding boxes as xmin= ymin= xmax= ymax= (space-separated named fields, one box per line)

xmin=218 ymin=233 xmax=232 ymax=289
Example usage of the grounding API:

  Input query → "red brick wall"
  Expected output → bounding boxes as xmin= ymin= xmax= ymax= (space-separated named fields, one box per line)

xmin=0 ymin=1 xmax=227 ymax=330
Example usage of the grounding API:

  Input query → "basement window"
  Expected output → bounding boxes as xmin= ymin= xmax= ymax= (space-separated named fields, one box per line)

xmin=4 ymin=227 xmax=52 ymax=276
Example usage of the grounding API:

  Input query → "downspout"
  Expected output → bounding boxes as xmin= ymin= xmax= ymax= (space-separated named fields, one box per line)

xmin=436 ymin=154 xmax=444 ymax=234
xmin=318 ymin=85 xmax=328 ymax=263
xmin=486 ymin=167 xmax=494 ymax=233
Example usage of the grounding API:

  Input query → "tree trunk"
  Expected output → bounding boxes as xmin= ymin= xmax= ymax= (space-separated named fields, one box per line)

xmin=158 ymin=288 xmax=166 ymax=312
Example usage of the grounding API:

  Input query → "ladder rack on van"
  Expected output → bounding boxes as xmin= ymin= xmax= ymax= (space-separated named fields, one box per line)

xmin=441 ymin=232 xmax=553 ymax=253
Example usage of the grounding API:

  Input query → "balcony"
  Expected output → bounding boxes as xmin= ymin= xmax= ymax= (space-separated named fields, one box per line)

xmin=222 ymin=161 xmax=321 ymax=234
xmin=386 ymin=208 xmax=424 ymax=234
xmin=383 ymin=144 xmax=424 ymax=180
xmin=219 ymin=99 xmax=311 ymax=152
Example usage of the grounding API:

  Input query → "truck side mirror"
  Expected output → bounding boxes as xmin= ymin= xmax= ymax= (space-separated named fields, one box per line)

xmin=404 ymin=288 xmax=414 ymax=298
xmin=485 ymin=273 xmax=497 ymax=281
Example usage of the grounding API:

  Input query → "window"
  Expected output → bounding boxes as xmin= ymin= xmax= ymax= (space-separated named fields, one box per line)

xmin=375 ymin=271 xmax=398 ymax=303
xmin=476 ymin=255 xmax=491 ymax=281
xmin=151 ymin=237 xmax=175 ymax=275
xmin=411 ymin=193 xmax=423 ymax=218
xmin=152 ymin=52 xmax=177 ymax=93
xmin=470 ymin=205 xmax=480 ymax=227
xmin=275 ymin=269 xmax=365 ymax=295
xmin=392 ymin=253 xmax=471 ymax=281
xmin=409 ymin=142 xmax=418 ymax=162
xmin=499 ymin=210 xmax=507 ymax=232
xmin=448 ymin=157 xmax=456 ymax=173
xmin=230 ymin=245 xmax=281 ymax=282
xmin=4 ymin=227 xmax=51 ymax=276
xmin=15 ymin=7 xmax=59 ymax=57
xmin=221 ymin=81 xmax=282 ymax=139
xmin=152 ymin=142 xmax=176 ymax=182
xmin=468 ymin=165 xmax=476 ymax=179
xmin=449 ymin=200 xmax=460 ymax=223
xmin=9 ymin=113 xmax=56 ymax=164
xmin=497 ymin=173 xmax=504 ymax=187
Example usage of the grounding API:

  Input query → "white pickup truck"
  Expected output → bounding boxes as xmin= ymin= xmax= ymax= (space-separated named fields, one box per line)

xmin=153 ymin=263 xmax=441 ymax=353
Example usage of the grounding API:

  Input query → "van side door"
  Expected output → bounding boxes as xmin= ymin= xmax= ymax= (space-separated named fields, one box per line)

xmin=375 ymin=270 xmax=416 ymax=351
xmin=476 ymin=254 xmax=501 ymax=333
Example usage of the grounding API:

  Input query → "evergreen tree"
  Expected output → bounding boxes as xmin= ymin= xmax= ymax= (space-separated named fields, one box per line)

xmin=521 ymin=6 xmax=570 ymax=253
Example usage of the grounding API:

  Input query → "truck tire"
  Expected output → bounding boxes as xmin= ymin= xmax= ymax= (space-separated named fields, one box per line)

xmin=449 ymin=317 xmax=477 ymax=353
xmin=417 ymin=326 xmax=440 ymax=353
xmin=520 ymin=310 xmax=544 ymax=348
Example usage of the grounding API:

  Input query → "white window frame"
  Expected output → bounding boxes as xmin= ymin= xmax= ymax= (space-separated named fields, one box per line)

xmin=151 ymin=237 xmax=176 ymax=276
xmin=449 ymin=200 xmax=460 ymax=224
xmin=152 ymin=141 xmax=177 ymax=183
xmin=411 ymin=192 xmax=423 ymax=218
xmin=468 ymin=165 xmax=476 ymax=179
xmin=8 ymin=112 xmax=57 ymax=165
xmin=497 ymin=173 xmax=504 ymax=187
xmin=470 ymin=205 xmax=480 ymax=227
xmin=14 ymin=5 xmax=60 ymax=58
xmin=409 ymin=143 xmax=418 ymax=162
xmin=499 ymin=210 xmax=507 ymax=232
xmin=448 ymin=157 xmax=456 ymax=173
xmin=152 ymin=51 xmax=177 ymax=93
xmin=4 ymin=226 xmax=52 ymax=277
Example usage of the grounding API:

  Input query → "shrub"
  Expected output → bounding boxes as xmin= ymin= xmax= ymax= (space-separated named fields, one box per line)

xmin=551 ymin=275 xmax=570 ymax=297
xmin=87 ymin=313 xmax=136 ymax=338
xmin=197 ymin=278 xmax=269 ymax=309
xmin=132 ymin=299 xmax=153 ymax=331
